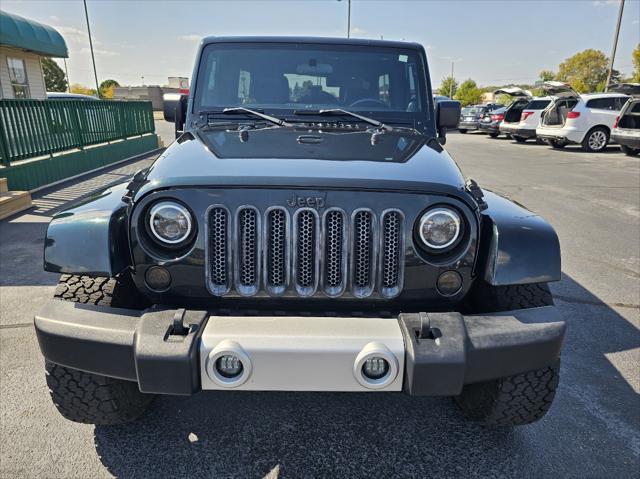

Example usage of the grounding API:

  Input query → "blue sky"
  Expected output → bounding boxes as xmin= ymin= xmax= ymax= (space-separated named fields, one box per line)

xmin=2 ymin=0 xmax=639 ymax=89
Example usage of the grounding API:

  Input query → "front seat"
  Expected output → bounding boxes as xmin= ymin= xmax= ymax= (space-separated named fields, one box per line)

xmin=252 ymin=75 xmax=290 ymax=104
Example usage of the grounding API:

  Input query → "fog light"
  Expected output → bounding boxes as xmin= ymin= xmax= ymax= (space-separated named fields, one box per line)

xmin=215 ymin=355 xmax=243 ymax=379
xmin=145 ymin=266 xmax=171 ymax=291
xmin=362 ymin=357 xmax=389 ymax=380
xmin=436 ymin=270 xmax=462 ymax=296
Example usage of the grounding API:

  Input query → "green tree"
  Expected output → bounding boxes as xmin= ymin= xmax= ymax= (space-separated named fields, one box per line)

xmin=556 ymin=49 xmax=610 ymax=93
xmin=41 ymin=57 xmax=67 ymax=92
xmin=69 ymin=84 xmax=97 ymax=97
xmin=99 ymin=79 xmax=120 ymax=99
xmin=438 ymin=76 xmax=458 ymax=97
xmin=539 ymin=70 xmax=555 ymax=82
xmin=454 ymin=79 xmax=483 ymax=106
xmin=632 ymin=43 xmax=640 ymax=82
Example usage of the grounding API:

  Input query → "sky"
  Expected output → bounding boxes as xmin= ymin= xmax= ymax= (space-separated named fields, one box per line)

xmin=2 ymin=0 xmax=639 ymax=89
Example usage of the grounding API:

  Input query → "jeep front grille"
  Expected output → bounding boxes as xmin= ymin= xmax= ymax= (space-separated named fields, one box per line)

xmin=206 ymin=206 xmax=404 ymax=298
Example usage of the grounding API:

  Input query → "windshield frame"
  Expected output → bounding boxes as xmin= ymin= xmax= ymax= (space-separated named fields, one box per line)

xmin=191 ymin=41 xmax=432 ymax=126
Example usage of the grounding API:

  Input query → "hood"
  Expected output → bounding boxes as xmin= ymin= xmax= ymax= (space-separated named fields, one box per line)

xmin=134 ymin=128 xmax=467 ymax=199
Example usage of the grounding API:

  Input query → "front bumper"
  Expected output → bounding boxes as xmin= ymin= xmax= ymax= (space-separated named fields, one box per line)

xmin=35 ymin=299 xmax=565 ymax=396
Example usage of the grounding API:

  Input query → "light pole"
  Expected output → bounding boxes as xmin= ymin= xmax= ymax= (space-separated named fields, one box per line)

xmin=338 ymin=0 xmax=351 ymax=38
xmin=605 ymin=0 xmax=625 ymax=91
xmin=449 ymin=61 xmax=455 ymax=98
xmin=83 ymin=0 xmax=100 ymax=98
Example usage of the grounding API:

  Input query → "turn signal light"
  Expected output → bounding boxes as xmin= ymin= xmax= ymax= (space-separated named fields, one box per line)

xmin=567 ymin=111 xmax=581 ymax=119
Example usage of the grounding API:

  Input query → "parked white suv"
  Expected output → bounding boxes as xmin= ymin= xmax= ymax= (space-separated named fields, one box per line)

xmin=536 ymin=81 xmax=628 ymax=152
xmin=496 ymin=87 xmax=552 ymax=142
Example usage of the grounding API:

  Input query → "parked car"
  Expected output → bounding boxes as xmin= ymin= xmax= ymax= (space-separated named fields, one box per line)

xmin=536 ymin=81 xmax=629 ymax=152
xmin=495 ymin=88 xmax=552 ymax=142
xmin=458 ymin=104 xmax=502 ymax=133
xmin=610 ymin=83 xmax=640 ymax=156
xmin=46 ymin=92 xmax=99 ymax=101
xmin=35 ymin=36 xmax=564 ymax=428
xmin=478 ymin=106 xmax=506 ymax=137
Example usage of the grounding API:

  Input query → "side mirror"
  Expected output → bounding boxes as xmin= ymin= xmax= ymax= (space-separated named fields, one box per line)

xmin=435 ymin=100 xmax=461 ymax=145
xmin=163 ymin=93 xmax=188 ymax=138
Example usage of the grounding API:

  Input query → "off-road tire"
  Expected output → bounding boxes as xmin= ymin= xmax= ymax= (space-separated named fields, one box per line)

xmin=466 ymin=282 xmax=554 ymax=313
xmin=459 ymin=129 xmax=467 ymax=134
xmin=47 ymin=274 xmax=153 ymax=425
xmin=489 ymin=132 xmax=499 ymax=138
xmin=455 ymin=360 xmax=560 ymax=426
xmin=620 ymin=144 xmax=639 ymax=156
xmin=45 ymin=361 xmax=153 ymax=425
xmin=513 ymin=136 xmax=527 ymax=143
xmin=581 ymin=126 xmax=609 ymax=153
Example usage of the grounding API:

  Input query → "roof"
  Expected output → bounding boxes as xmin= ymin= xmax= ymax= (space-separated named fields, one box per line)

xmin=200 ymin=36 xmax=423 ymax=50
xmin=581 ymin=92 xmax=628 ymax=99
xmin=0 ymin=11 xmax=68 ymax=58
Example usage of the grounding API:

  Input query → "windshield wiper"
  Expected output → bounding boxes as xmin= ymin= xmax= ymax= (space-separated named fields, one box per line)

xmin=294 ymin=108 xmax=392 ymax=132
xmin=222 ymin=107 xmax=291 ymax=127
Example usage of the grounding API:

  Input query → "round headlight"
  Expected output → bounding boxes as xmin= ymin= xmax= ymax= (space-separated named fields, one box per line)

xmin=418 ymin=208 xmax=461 ymax=250
xmin=149 ymin=201 xmax=192 ymax=244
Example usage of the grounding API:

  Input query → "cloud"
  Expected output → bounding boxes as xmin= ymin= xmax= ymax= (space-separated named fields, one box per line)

xmin=179 ymin=34 xmax=202 ymax=42
xmin=350 ymin=26 xmax=366 ymax=35
xmin=49 ymin=15 xmax=60 ymax=22
xmin=80 ymin=47 xmax=119 ymax=57
xmin=592 ymin=0 xmax=618 ymax=7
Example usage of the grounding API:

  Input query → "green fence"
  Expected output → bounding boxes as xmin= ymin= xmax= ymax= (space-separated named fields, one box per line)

xmin=0 ymin=99 xmax=155 ymax=165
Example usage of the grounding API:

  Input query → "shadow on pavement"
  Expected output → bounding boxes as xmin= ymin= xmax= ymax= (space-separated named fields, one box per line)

xmin=93 ymin=274 xmax=640 ymax=479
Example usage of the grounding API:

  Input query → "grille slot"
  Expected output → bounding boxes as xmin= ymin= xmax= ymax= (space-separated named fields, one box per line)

xmin=207 ymin=206 xmax=230 ymax=295
xmin=236 ymin=207 xmax=260 ymax=295
xmin=380 ymin=210 xmax=404 ymax=298
xmin=293 ymin=209 xmax=319 ymax=296
xmin=265 ymin=208 xmax=289 ymax=294
xmin=351 ymin=209 xmax=376 ymax=297
xmin=323 ymin=209 xmax=347 ymax=296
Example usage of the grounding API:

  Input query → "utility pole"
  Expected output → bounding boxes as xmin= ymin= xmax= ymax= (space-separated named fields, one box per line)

xmin=449 ymin=61 xmax=455 ymax=98
xmin=83 ymin=0 xmax=101 ymax=98
xmin=347 ymin=0 xmax=351 ymax=38
xmin=605 ymin=0 xmax=625 ymax=91
xmin=63 ymin=58 xmax=70 ymax=92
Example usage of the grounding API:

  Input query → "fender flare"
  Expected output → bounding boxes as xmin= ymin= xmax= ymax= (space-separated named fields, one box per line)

xmin=44 ymin=182 xmax=131 ymax=276
xmin=479 ymin=190 xmax=561 ymax=286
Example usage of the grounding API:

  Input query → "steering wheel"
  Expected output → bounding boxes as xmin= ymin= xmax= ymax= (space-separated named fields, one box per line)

xmin=349 ymin=98 xmax=388 ymax=108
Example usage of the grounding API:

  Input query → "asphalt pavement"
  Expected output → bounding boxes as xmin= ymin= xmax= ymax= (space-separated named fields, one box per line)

xmin=0 ymin=129 xmax=638 ymax=478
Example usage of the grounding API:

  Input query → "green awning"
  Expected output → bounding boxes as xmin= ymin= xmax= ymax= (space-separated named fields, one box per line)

xmin=0 ymin=10 xmax=68 ymax=58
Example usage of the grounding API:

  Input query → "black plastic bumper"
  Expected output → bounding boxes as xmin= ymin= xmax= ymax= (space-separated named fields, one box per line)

xmin=35 ymin=300 xmax=565 ymax=396
xmin=611 ymin=133 xmax=640 ymax=149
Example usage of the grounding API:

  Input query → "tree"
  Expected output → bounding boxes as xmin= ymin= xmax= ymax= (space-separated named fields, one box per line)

xmin=556 ymin=49 xmax=610 ymax=93
xmin=632 ymin=43 xmax=640 ymax=83
xmin=41 ymin=57 xmax=67 ymax=92
xmin=454 ymin=79 xmax=483 ymax=106
xmin=438 ymin=76 xmax=458 ymax=97
xmin=99 ymin=79 xmax=120 ymax=99
xmin=69 ymin=84 xmax=97 ymax=97
xmin=539 ymin=70 xmax=555 ymax=82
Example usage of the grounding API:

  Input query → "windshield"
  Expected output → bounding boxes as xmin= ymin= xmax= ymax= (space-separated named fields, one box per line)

xmin=194 ymin=43 xmax=428 ymax=120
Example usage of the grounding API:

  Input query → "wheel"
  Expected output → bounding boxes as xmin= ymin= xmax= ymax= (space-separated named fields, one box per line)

xmin=547 ymin=139 xmax=566 ymax=149
xmin=465 ymin=282 xmax=554 ymax=314
xmin=46 ymin=274 xmax=153 ymax=425
xmin=489 ymin=132 xmax=499 ymax=138
xmin=459 ymin=129 xmax=467 ymax=134
xmin=581 ymin=126 xmax=609 ymax=152
xmin=620 ymin=144 xmax=639 ymax=156
xmin=457 ymin=281 xmax=559 ymax=426
xmin=455 ymin=360 xmax=560 ymax=426
xmin=513 ymin=136 xmax=527 ymax=143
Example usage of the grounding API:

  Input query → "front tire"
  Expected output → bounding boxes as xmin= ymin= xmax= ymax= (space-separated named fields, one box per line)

xmin=489 ymin=132 xmax=499 ymax=138
xmin=46 ymin=274 xmax=153 ymax=425
xmin=620 ymin=144 xmax=639 ymax=156
xmin=455 ymin=360 xmax=560 ymax=426
xmin=581 ymin=126 xmax=609 ymax=152
xmin=459 ymin=129 xmax=467 ymax=134
xmin=547 ymin=139 xmax=567 ymax=149
xmin=513 ymin=136 xmax=527 ymax=143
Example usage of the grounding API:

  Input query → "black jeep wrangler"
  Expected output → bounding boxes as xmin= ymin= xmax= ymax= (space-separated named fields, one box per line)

xmin=35 ymin=37 xmax=564 ymax=427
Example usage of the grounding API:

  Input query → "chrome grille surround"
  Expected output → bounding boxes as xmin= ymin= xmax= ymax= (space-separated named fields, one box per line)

xmin=206 ymin=205 xmax=232 ymax=296
xmin=206 ymin=204 xmax=405 ymax=299
xmin=378 ymin=209 xmax=405 ymax=298
xmin=234 ymin=206 xmax=261 ymax=296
